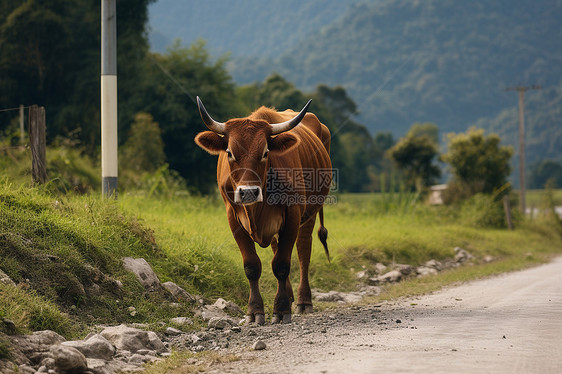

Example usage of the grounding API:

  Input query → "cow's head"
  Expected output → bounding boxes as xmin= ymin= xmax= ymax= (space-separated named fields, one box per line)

xmin=195 ymin=97 xmax=310 ymax=205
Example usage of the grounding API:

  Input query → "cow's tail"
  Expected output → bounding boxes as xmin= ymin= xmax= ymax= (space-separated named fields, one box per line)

xmin=317 ymin=207 xmax=330 ymax=263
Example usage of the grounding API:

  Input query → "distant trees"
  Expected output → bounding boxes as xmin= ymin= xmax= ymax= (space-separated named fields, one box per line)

xmin=388 ymin=124 xmax=441 ymax=192
xmin=529 ymin=160 xmax=562 ymax=189
xmin=441 ymin=128 xmax=513 ymax=199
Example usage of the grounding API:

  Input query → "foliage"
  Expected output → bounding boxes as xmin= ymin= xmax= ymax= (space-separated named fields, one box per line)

xmin=441 ymin=128 xmax=513 ymax=199
xmin=121 ymin=113 xmax=166 ymax=173
xmin=388 ymin=124 xmax=441 ymax=192
xmin=0 ymin=0 xmax=155 ymax=150
xmin=528 ymin=160 xmax=562 ymax=189
xmin=142 ymin=40 xmax=242 ymax=192
xmin=458 ymin=193 xmax=519 ymax=229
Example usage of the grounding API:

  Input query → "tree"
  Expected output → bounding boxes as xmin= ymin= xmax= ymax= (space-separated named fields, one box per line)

xmin=441 ymin=127 xmax=513 ymax=196
xmin=388 ymin=133 xmax=441 ymax=192
xmin=120 ymin=113 xmax=165 ymax=173
xmin=141 ymin=40 xmax=241 ymax=192
xmin=0 ymin=0 xmax=155 ymax=149
xmin=529 ymin=160 xmax=562 ymax=189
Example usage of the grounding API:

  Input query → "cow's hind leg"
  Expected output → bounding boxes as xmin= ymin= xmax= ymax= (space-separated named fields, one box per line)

xmin=295 ymin=216 xmax=316 ymax=314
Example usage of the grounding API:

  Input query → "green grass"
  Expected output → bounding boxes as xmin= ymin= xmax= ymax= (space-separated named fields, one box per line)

xmin=0 ymin=177 xmax=561 ymax=344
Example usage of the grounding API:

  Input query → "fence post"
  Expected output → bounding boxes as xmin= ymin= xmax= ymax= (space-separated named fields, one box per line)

xmin=19 ymin=104 xmax=25 ymax=144
xmin=29 ymin=105 xmax=47 ymax=184
xmin=503 ymin=195 xmax=514 ymax=230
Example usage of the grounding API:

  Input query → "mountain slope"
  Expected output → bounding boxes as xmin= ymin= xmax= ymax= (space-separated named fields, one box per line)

xmin=148 ymin=0 xmax=364 ymax=56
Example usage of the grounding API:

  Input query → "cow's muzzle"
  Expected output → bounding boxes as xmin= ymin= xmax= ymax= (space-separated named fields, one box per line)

xmin=234 ymin=185 xmax=263 ymax=205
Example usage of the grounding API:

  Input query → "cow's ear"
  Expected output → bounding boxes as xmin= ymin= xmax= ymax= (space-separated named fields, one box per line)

xmin=269 ymin=133 xmax=300 ymax=155
xmin=195 ymin=131 xmax=226 ymax=155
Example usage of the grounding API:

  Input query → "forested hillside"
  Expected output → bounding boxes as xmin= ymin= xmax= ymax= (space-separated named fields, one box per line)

xmin=150 ymin=0 xmax=562 ymax=175
xmin=148 ymin=0 xmax=364 ymax=56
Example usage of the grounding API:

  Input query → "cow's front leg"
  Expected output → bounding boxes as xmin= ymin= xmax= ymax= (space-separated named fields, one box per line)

xmin=227 ymin=208 xmax=265 ymax=325
xmin=271 ymin=206 xmax=300 ymax=324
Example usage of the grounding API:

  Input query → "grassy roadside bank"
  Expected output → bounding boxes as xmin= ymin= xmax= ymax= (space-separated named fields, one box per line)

xmin=1 ymin=183 xmax=561 ymax=357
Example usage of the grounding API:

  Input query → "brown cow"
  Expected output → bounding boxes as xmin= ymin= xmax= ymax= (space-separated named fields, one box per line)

xmin=194 ymin=97 xmax=332 ymax=324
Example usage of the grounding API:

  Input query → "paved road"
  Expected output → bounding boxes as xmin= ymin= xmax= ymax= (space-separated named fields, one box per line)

xmin=211 ymin=257 xmax=562 ymax=374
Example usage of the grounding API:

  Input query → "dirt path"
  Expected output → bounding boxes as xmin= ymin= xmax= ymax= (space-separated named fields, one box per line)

xmin=199 ymin=257 xmax=562 ymax=374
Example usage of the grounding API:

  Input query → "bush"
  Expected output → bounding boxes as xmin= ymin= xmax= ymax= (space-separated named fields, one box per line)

xmin=458 ymin=193 xmax=520 ymax=229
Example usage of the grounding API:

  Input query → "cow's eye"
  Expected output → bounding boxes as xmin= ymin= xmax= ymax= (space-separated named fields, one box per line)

xmin=226 ymin=149 xmax=235 ymax=160
xmin=262 ymin=149 xmax=269 ymax=160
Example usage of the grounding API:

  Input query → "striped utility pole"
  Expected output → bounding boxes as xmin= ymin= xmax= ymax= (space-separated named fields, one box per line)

xmin=505 ymin=85 xmax=541 ymax=215
xmin=101 ymin=0 xmax=118 ymax=197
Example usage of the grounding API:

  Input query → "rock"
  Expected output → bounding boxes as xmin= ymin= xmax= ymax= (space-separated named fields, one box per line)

xmin=369 ymin=270 xmax=402 ymax=285
xmin=100 ymin=325 xmax=167 ymax=354
xmin=355 ymin=270 xmax=371 ymax=281
xmin=454 ymin=247 xmax=473 ymax=263
xmin=252 ymin=340 xmax=266 ymax=351
xmin=340 ymin=293 xmax=364 ymax=304
xmin=162 ymin=282 xmax=196 ymax=304
xmin=374 ymin=263 xmax=388 ymax=274
xmin=416 ymin=266 xmax=438 ymax=277
xmin=61 ymin=334 xmax=115 ymax=360
xmin=169 ymin=317 xmax=193 ymax=326
xmin=213 ymin=298 xmax=244 ymax=316
xmin=208 ymin=317 xmax=234 ymax=330
xmin=395 ymin=264 xmax=414 ymax=276
xmin=9 ymin=330 xmax=66 ymax=365
xmin=165 ymin=327 xmax=182 ymax=336
xmin=483 ymin=255 xmax=494 ymax=263
xmin=311 ymin=290 xmax=344 ymax=302
xmin=50 ymin=344 xmax=88 ymax=374
xmin=424 ymin=259 xmax=442 ymax=270
xmin=2 ymin=318 xmax=17 ymax=335
xmin=147 ymin=331 xmax=167 ymax=353
xmin=0 ymin=269 xmax=16 ymax=286
xmin=357 ymin=285 xmax=382 ymax=296
xmin=122 ymin=257 xmax=160 ymax=289
xmin=196 ymin=305 xmax=239 ymax=326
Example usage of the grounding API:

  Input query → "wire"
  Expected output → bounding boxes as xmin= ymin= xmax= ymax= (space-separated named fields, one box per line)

xmin=147 ymin=54 xmax=196 ymax=103
xmin=0 ymin=106 xmax=30 ymax=113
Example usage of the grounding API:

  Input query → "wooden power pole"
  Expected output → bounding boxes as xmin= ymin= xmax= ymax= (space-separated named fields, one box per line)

xmin=505 ymin=85 xmax=541 ymax=215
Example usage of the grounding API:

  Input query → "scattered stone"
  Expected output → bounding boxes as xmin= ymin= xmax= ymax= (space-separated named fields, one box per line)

xmin=369 ymin=270 xmax=402 ymax=285
xmin=165 ymin=327 xmax=182 ymax=336
xmin=395 ymin=264 xmax=414 ymax=276
xmin=2 ymin=318 xmax=17 ymax=335
xmin=208 ymin=317 xmax=234 ymax=330
xmin=424 ymin=259 xmax=442 ymax=270
xmin=170 ymin=317 xmax=193 ymax=326
xmin=454 ymin=247 xmax=473 ymax=263
xmin=416 ymin=266 xmax=438 ymax=277
xmin=0 ymin=269 xmax=16 ymax=286
xmin=62 ymin=333 xmax=115 ymax=360
xmin=374 ymin=263 xmax=387 ymax=274
xmin=122 ymin=257 xmax=160 ymax=289
xmin=162 ymin=282 xmax=196 ymax=304
xmin=483 ymin=255 xmax=494 ymax=263
xmin=396 ymin=319 xmax=402 ymax=324
xmin=252 ymin=340 xmax=266 ymax=351
xmin=50 ymin=344 xmax=88 ymax=374
xmin=100 ymin=324 xmax=167 ymax=354
xmin=213 ymin=298 xmax=244 ymax=316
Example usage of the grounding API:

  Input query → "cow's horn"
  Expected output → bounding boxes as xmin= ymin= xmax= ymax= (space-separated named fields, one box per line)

xmin=197 ymin=96 xmax=226 ymax=134
xmin=270 ymin=99 xmax=312 ymax=135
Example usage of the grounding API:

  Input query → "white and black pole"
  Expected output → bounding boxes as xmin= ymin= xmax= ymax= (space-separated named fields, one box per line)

xmin=101 ymin=0 xmax=118 ymax=197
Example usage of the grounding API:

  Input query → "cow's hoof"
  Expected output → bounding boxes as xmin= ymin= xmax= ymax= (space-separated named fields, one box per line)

xmin=246 ymin=313 xmax=265 ymax=325
xmin=272 ymin=313 xmax=292 ymax=324
xmin=296 ymin=304 xmax=314 ymax=314
xmin=255 ymin=313 xmax=265 ymax=325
